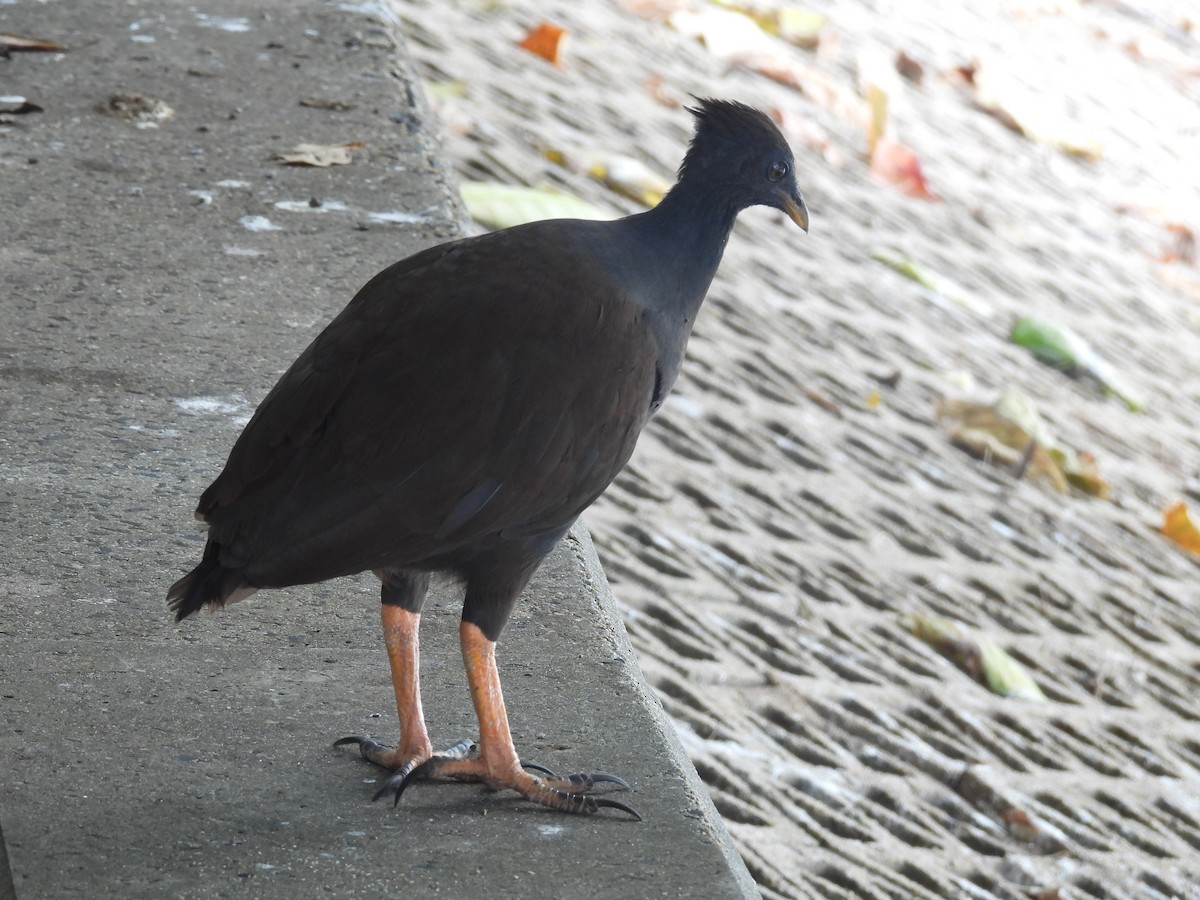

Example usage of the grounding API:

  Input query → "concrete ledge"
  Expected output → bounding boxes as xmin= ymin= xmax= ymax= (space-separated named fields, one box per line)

xmin=0 ymin=0 xmax=756 ymax=896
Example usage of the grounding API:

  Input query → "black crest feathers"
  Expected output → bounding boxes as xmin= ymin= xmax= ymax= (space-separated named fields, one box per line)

xmin=677 ymin=97 xmax=789 ymax=181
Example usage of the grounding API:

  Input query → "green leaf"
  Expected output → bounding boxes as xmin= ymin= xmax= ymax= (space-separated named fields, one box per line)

xmin=872 ymin=248 xmax=994 ymax=318
xmin=978 ymin=640 xmax=1046 ymax=702
xmin=1011 ymin=316 xmax=1146 ymax=412
xmin=459 ymin=181 xmax=610 ymax=230
xmin=1010 ymin=317 xmax=1079 ymax=369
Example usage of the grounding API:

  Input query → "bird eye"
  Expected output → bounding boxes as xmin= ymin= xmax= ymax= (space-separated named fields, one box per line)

xmin=767 ymin=160 xmax=789 ymax=182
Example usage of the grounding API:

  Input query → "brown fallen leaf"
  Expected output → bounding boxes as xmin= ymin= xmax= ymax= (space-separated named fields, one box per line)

xmin=518 ymin=21 xmax=568 ymax=66
xmin=276 ymin=141 xmax=364 ymax=167
xmin=804 ymin=387 xmax=842 ymax=417
xmin=1162 ymin=501 xmax=1200 ymax=556
xmin=0 ymin=33 xmax=66 ymax=52
xmin=895 ymin=49 xmax=924 ymax=84
xmin=936 ymin=392 xmax=1109 ymax=498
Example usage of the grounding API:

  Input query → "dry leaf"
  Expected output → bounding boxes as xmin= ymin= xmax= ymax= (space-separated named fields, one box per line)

xmin=277 ymin=142 xmax=363 ymax=167
xmin=670 ymin=7 xmax=773 ymax=61
xmin=870 ymin=137 xmax=936 ymax=199
xmin=804 ymin=387 xmax=842 ymax=417
xmin=865 ymin=83 xmax=887 ymax=158
xmin=863 ymin=82 xmax=936 ymax=199
xmin=710 ymin=2 xmax=827 ymax=48
xmin=422 ymin=80 xmax=468 ymax=102
xmin=1162 ymin=501 xmax=1200 ymax=556
xmin=0 ymin=33 xmax=65 ymax=52
xmin=300 ymin=97 xmax=357 ymax=111
xmin=970 ymin=60 xmax=1103 ymax=160
xmin=545 ymin=147 xmax=670 ymax=207
xmin=587 ymin=154 xmax=670 ymax=206
xmin=895 ymin=50 xmax=924 ymax=83
xmin=936 ymin=391 xmax=1109 ymax=498
xmin=905 ymin=614 xmax=1046 ymax=701
xmin=1160 ymin=222 xmax=1196 ymax=265
xmin=937 ymin=396 xmax=1068 ymax=494
xmin=518 ymin=21 xmax=568 ymax=66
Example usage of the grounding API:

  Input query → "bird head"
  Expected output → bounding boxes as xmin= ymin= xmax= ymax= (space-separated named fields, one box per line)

xmin=678 ymin=98 xmax=809 ymax=232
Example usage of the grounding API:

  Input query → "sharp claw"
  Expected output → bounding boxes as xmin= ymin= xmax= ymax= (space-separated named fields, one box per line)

xmin=586 ymin=773 xmax=631 ymax=791
xmin=592 ymin=797 xmax=643 ymax=821
xmin=389 ymin=757 xmax=438 ymax=806
xmin=371 ymin=758 xmax=419 ymax=804
xmin=334 ymin=735 xmax=392 ymax=761
xmin=519 ymin=761 xmax=632 ymax=793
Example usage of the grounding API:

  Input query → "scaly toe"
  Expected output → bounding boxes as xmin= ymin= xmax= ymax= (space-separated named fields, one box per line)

xmin=334 ymin=734 xmax=401 ymax=767
xmin=520 ymin=760 xmax=632 ymax=794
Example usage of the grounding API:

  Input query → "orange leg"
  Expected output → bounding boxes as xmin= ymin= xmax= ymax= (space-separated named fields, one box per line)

xmin=373 ymin=621 xmax=640 ymax=819
xmin=335 ymin=606 xmax=433 ymax=776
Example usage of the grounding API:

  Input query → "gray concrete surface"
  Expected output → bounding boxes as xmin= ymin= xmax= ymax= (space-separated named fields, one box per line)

xmin=0 ymin=1 xmax=757 ymax=897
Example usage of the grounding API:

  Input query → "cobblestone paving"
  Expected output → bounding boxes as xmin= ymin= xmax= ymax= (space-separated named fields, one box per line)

xmin=391 ymin=0 xmax=1200 ymax=895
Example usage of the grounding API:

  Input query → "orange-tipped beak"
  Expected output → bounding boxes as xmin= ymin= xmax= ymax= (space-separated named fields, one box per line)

xmin=779 ymin=189 xmax=810 ymax=232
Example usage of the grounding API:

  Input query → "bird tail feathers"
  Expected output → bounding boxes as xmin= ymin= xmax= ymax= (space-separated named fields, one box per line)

xmin=167 ymin=539 xmax=251 ymax=622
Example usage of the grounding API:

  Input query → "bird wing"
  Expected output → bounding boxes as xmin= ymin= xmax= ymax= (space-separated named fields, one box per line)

xmin=197 ymin=223 xmax=657 ymax=586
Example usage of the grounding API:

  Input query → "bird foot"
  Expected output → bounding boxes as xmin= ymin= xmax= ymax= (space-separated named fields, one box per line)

xmin=349 ymin=737 xmax=640 ymax=819
xmin=334 ymin=733 xmax=443 ymax=791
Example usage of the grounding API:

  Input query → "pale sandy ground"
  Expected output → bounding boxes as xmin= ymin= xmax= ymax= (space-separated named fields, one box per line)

xmin=390 ymin=0 xmax=1200 ymax=896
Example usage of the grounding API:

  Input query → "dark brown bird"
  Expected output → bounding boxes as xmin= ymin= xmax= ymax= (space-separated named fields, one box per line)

xmin=169 ymin=98 xmax=808 ymax=819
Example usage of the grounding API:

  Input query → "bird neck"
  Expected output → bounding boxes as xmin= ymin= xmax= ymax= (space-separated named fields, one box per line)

xmin=626 ymin=177 xmax=740 ymax=319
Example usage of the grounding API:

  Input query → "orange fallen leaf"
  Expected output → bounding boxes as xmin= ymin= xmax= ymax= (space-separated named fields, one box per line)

xmin=870 ymin=137 xmax=937 ymax=200
xmin=1162 ymin=501 xmax=1200 ymax=555
xmin=518 ymin=21 xmax=568 ymax=66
